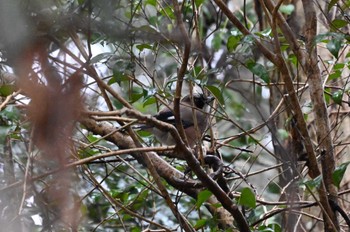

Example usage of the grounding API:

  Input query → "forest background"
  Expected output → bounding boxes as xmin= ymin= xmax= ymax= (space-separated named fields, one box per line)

xmin=0 ymin=0 xmax=350 ymax=231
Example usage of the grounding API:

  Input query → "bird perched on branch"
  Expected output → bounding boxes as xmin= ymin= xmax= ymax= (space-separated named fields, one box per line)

xmin=140 ymin=93 xmax=214 ymax=148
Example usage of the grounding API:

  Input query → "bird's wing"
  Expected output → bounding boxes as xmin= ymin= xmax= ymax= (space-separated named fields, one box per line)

xmin=155 ymin=110 xmax=194 ymax=129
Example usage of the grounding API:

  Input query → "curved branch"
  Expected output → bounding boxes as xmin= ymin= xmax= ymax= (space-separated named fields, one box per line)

xmin=80 ymin=112 xmax=250 ymax=231
xmin=79 ymin=116 xmax=199 ymax=196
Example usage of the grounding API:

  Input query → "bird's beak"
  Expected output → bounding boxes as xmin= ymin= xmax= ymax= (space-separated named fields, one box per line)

xmin=206 ymin=96 xmax=215 ymax=104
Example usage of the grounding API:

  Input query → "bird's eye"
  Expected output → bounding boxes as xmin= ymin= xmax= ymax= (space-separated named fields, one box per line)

xmin=193 ymin=96 xmax=205 ymax=108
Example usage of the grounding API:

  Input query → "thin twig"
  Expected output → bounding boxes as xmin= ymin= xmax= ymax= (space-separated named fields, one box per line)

xmin=0 ymin=90 xmax=21 ymax=111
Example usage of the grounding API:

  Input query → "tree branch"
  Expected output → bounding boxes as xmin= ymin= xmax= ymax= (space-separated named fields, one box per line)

xmin=301 ymin=1 xmax=339 ymax=231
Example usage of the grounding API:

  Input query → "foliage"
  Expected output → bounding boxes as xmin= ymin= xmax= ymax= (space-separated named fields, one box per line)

xmin=0 ymin=0 xmax=350 ymax=231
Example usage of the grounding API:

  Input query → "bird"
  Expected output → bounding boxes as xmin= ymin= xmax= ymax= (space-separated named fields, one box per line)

xmin=139 ymin=93 xmax=214 ymax=148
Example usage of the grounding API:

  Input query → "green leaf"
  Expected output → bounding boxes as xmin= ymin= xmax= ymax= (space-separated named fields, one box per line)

xmin=246 ymin=60 xmax=270 ymax=83
xmin=324 ymin=87 xmax=331 ymax=104
xmin=205 ymin=85 xmax=225 ymax=106
xmin=8 ymin=127 xmax=21 ymax=139
xmin=143 ymin=95 xmax=156 ymax=107
xmin=227 ymin=35 xmax=240 ymax=52
xmin=328 ymin=70 xmax=342 ymax=81
xmin=109 ymin=70 xmax=129 ymax=86
xmin=87 ymin=134 xmax=99 ymax=143
xmin=277 ymin=129 xmax=289 ymax=140
xmin=131 ymin=227 xmax=141 ymax=232
xmin=135 ymin=25 xmax=160 ymax=34
xmin=331 ymin=19 xmax=348 ymax=29
xmin=327 ymin=39 xmax=342 ymax=58
xmin=333 ymin=162 xmax=350 ymax=188
xmin=136 ymin=43 xmax=153 ymax=51
xmin=136 ymin=129 xmax=152 ymax=137
xmin=332 ymin=90 xmax=343 ymax=105
xmin=194 ymin=0 xmax=204 ymax=8
xmin=0 ymin=84 xmax=16 ymax=97
xmin=0 ymin=126 xmax=11 ymax=143
xmin=333 ymin=63 xmax=345 ymax=70
xmin=196 ymin=189 xmax=212 ymax=208
xmin=328 ymin=0 xmax=339 ymax=11
xmin=145 ymin=0 xmax=156 ymax=6
xmin=302 ymin=175 xmax=322 ymax=189
xmin=238 ymin=187 xmax=256 ymax=208
xmin=212 ymin=32 xmax=224 ymax=51
xmin=113 ymin=99 xmax=124 ymax=109
xmin=255 ymin=28 xmax=272 ymax=38
xmin=241 ymin=34 xmax=255 ymax=44
xmin=190 ymin=66 xmax=205 ymax=80
xmin=122 ymin=213 xmax=132 ymax=221
xmin=194 ymin=219 xmax=207 ymax=230
xmin=79 ymin=147 xmax=99 ymax=158
xmin=267 ymin=182 xmax=280 ymax=194
xmin=0 ymin=105 xmax=20 ymax=121
xmin=258 ymin=223 xmax=282 ymax=232
xmin=159 ymin=6 xmax=175 ymax=19
xmin=77 ymin=0 xmax=85 ymax=5
xmin=279 ymin=4 xmax=295 ymax=15
xmin=89 ymin=52 xmax=114 ymax=64
xmin=288 ymin=54 xmax=298 ymax=66
xmin=130 ymin=88 xmax=146 ymax=103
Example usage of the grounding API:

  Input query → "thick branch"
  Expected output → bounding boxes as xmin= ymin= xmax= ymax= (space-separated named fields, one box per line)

xmin=213 ymin=0 xmax=320 ymax=179
xmin=262 ymin=0 xmax=306 ymax=68
xmin=81 ymin=109 xmax=251 ymax=230
xmin=301 ymin=1 xmax=339 ymax=231
xmin=79 ymin=116 xmax=199 ymax=196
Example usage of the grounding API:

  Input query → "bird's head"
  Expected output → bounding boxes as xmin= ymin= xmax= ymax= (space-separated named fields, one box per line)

xmin=182 ymin=93 xmax=214 ymax=109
